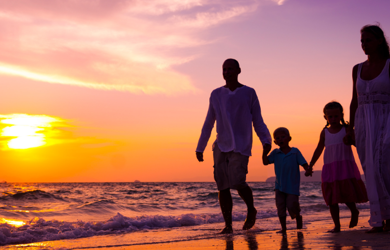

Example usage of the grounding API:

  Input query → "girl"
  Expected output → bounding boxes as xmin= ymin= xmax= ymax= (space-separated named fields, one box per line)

xmin=309 ymin=102 xmax=368 ymax=233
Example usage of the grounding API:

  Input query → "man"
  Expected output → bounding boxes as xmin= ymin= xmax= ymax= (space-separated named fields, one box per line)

xmin=196 ymin=58 xmax=272 ymax=234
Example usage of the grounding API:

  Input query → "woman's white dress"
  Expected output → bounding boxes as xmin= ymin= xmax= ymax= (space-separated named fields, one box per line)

xmin=355 ymin=59 xmax=390 ymax=227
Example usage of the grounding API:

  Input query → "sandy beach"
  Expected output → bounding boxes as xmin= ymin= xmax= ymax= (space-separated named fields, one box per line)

xmin=3 ymin=214 xmax=389 ymax=250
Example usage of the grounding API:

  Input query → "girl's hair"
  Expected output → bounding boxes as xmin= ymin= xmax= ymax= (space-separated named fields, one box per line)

xmin=323 ymin=101 xmax=349 ymax=128
xmin=361 ymin=24 xmax=390 ymax=59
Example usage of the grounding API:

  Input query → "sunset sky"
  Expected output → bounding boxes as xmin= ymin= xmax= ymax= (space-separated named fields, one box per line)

xmin=0 ymin=0 xmax=389 ymax=182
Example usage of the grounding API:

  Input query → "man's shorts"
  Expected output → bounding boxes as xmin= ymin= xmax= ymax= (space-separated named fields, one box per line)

xmin=213 ymin=143 xmax=249 ymax=191
xmin=275 ymin=189 xmax=300 ymax=219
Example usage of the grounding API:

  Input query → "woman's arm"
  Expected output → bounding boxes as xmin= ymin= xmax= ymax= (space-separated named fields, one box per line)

xmin=344 ymin=65 xmax=359 ymax=145
xmin=349 ymin=64 xmax=359 ymax=129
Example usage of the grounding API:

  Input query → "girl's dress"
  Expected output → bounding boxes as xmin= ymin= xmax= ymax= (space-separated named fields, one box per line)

xmin=355 ymin=59 xmax=390 ymax=227
xmin=321 ymin=127 xmax=368 ymax=206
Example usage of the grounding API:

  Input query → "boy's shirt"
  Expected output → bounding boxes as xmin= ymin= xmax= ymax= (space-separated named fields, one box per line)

xmin=267 ymin=147 xmax=307 ymax=196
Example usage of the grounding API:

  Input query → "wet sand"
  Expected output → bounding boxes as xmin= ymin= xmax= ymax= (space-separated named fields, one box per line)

xmin=3 ymin=215 xmax=390 ymax=249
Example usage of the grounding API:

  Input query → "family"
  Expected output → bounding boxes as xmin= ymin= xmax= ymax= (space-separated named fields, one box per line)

xmin=195 ymin=24 xmax=390 ymax=234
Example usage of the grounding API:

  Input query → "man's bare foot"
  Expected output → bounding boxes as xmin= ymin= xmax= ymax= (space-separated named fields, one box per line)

xmin=296 ymin=215 xmax=303 ymax=229
xmin=384 ymin=224 xmax=390 ymax=232
xmin=276 ymin=229 xmax=287 ymax=235
xmin=243 ymin=208 xmax=257 ymax=230
xmin=327 ymin=227 xmax=341 ymax=233
xmin=366 ymin=227 xmax=383 ymax=233
xmin=349 ymin=210 xmax=359 ymax=228
xmin=220 ymin=225 xmax=233 ymax=234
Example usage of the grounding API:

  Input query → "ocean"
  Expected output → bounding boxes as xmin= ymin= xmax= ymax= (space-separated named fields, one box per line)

xmin=0 ymin=182 xmax=370 ymax=247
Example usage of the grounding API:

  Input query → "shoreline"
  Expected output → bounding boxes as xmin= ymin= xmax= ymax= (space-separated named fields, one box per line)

xmin=4 ymin=215 xmax=390 ymax=249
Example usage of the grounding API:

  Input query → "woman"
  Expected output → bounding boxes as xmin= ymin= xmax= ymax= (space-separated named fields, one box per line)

xmin=347 ymin=25 xmax=390 ymax=233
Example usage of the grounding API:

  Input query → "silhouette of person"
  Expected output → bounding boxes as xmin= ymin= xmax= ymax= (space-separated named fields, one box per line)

xmin=346 ymin=25 xmax=390 ymax=233
xmin=196 ymin=58 xmax=272 ymax=233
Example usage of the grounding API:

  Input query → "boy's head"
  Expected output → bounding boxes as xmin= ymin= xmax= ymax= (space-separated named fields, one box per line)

xmin=273 ymin=127 xmax=291 ymax=148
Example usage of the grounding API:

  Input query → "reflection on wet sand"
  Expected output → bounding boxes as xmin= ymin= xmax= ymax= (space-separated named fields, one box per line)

xmin=280 ymin=232 xmax=305 ymax=249
xmin=329 ymin=237 xmax=370 ymax=250
xmin=319 ymin=226 xmax=379 ymax=250
xmin=224 ymin=232 xmax=259 ymax=250
xmin=225 ymin=235 xmax=234 ymax=250
xmin=224 ymin=231 xmax=306 ymax=250
xmin=244 ymin=232 xmax=259 ymax=250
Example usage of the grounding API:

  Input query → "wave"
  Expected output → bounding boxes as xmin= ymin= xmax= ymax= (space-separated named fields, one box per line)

xmin=196 ymin=192 xmax=219 ymax=200
xmin=252 ymin=187 xmax=274 ymax=192
xmin=55 ymin=190 xmax=72 ymax=194
xmin=77 ymin=199 xmax=116 ymax=209
xmin=0 ymin=213 xmax=220 ymax=245
xmin=301 ymin=203 xmax=329 ymax=212
xmin=0 ymin=210 xmax=280 ymax=246
xmin=301 ymin=202 xmax=370 ymax=213
xmin=0 ymin=190 xmax=65 ymax=201
xmin=125 ymin=190 xmax=138 ymax=194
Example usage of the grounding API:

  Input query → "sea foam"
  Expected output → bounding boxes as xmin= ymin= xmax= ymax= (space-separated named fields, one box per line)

xmin=0 ymin=212 xmax=264 ymax=245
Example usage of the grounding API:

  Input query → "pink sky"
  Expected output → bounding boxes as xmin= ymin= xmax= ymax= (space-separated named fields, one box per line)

xmin=0 ymin=0 xmax=389 ymax=182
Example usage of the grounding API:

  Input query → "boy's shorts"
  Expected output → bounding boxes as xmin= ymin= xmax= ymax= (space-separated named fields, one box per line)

xmin=275 ymin=189 xmax=300 ymax=219
xmin=213 ymin=143 xmax=249 ymax=191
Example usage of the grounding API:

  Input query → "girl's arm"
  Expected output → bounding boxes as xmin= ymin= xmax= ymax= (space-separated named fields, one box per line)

xmin=309 ymin=129 xmax=325 ymax=168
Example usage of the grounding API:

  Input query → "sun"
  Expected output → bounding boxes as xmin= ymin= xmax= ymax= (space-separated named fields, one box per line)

xmin=0 ymin=114 xmax=63 ymax=149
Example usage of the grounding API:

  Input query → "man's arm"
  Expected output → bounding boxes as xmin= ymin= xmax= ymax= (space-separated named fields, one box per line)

xmin=195 ymin=99 xmax=216 ymax=162
xmin=262 ymin=144 xmax=271 ymax=165
xmin=251 ymin=91 xmax=272 ymax=145
xmin=196 ymin=152 xmax=204 ymax=162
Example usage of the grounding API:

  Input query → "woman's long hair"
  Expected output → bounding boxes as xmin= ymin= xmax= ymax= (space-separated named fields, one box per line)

xmin=361 ymin=25 xmax=390 ymax=59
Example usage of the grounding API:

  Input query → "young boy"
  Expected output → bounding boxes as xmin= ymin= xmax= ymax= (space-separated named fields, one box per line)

xmin=262 ymin=127 xmax=312 ymax=235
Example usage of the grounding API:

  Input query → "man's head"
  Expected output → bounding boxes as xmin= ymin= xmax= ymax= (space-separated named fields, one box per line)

xmin=273 ymin=127 xmax=291 ymax=148
xmin=223 ymin=58 xmax=241 ymax=82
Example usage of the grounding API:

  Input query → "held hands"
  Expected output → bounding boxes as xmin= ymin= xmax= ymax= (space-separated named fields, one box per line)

xmin=305 ymin=164 xmax=313 ymax=177
xmin=262 ymin=143 xmax=271 ymax=165
xmin=263 ymin=143 xmax=271 ymax=155
xmin=305 ymin=168 xmax=313 ymax=177
xmin=196 ymin=152 xmax=204 ymax=162
xmin=343 ymin=128 xmax=356 ymax=146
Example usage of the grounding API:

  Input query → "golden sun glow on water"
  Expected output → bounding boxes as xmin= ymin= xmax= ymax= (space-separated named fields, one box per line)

xmin=0 ymin=218 xmax=26 ymax=227
xmin=0 ymin=114 xmax=64 ymax=149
